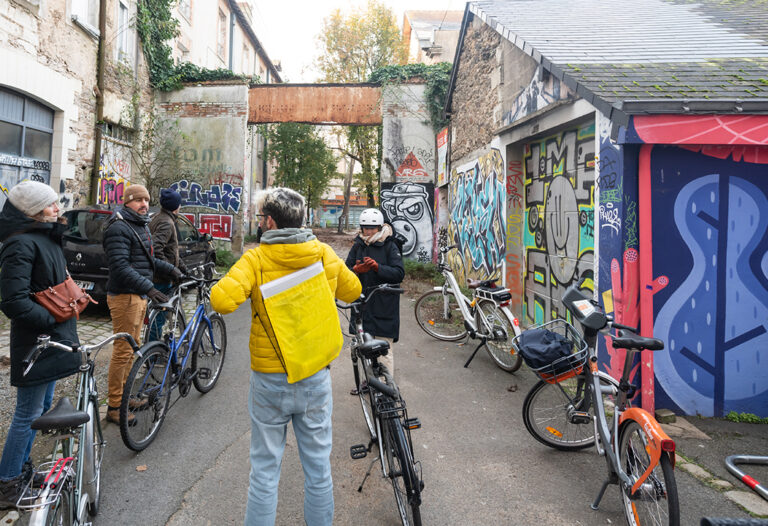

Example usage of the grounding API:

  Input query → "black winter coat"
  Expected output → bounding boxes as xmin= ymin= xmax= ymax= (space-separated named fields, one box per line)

xmin=102 ymin=206 xmax=176 ymax=295
xmin=0 ymin=200 xmax=81 ymax=387
xmin=345 ymin=234 xmax=405 ymax=341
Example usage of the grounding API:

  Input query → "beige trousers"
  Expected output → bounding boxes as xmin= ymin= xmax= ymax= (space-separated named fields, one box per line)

xmin=107 ymin=294 xmax=147 ymax=408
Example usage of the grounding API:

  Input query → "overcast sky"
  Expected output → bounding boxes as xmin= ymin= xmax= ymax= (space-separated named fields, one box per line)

xmin=250 ymin=0 xmax=468 ymax=82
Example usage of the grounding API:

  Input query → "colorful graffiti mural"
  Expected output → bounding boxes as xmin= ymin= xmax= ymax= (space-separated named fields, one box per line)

xmin=650 ymin=145 xmax=768 ymax=417
xmin=180 ymin=212 xmax=233 ymax=240
xmin=381 ymin=182 xmax=434 ymax=263
xmin=523 ymin=123 xmax=595 ymax=325
xmin=502 ymin=66 xmax=574 ymax=127
xmin=97 ymin=137 xmax=131 ymax=205
xmin=448 ymin=149 xmax=506 ymax=281
xmin=167 ymin=179 xmax=242 ymax=213
xmin=505 ymin=156 xmax=525 ymax=315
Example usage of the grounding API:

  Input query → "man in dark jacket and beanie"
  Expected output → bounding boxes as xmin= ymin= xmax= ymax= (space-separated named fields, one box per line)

xmin=147 ymin=188 xmax=187 ymax=341
xmin=345 ymin=208 xmax=404 ymax=381
xmin=0 ymin=181 xmax=81 ymax=508
xmin=102 ymin=184 xmax=181 ymax=424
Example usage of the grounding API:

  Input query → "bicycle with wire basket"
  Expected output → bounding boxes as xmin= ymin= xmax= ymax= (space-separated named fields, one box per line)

xmin=515 ymin=281 xmax=679 ymax=526
xmin=16 ymin=332 xmax=139 ymax=525
xmin=337 ymin=284 xmax=424 ymax=526
xmin=119 ymin=270 xmax=227 ymax=451
xmin=413 ymin=244 xmax=522 ymax=372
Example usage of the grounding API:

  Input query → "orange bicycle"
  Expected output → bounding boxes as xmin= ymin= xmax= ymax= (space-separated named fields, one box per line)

xmin=517 ymin=281 xmax=679 ymax=526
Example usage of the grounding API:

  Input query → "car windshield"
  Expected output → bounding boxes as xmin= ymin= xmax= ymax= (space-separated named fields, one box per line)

xmin=64 ymin=211 xmax=112 ymax=244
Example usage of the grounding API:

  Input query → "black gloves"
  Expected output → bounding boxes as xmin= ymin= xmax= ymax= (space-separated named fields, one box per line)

xmin=170 ymin=266 xmax=184 ymax=281
xmin=147 ymin=288 xmax=170 ymax=304
xmin=178 ymin=261 xmax=188 ymax=274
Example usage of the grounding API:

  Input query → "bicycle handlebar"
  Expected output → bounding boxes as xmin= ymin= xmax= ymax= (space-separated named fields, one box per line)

xmin=336 ymin=283 xmax=404 ymax=310
xmin=23 ymin=332 xmax=139 ymax=376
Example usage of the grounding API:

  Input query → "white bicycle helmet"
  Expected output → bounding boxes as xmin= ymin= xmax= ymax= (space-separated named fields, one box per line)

xmin=359 ymin=208 xmax=384 ymax=227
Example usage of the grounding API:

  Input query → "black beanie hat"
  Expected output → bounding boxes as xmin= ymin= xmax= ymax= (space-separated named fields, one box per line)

xmin=160 ymin=188 xmax=182 ymax=211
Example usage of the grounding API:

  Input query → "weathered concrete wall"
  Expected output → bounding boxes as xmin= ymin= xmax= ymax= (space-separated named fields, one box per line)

xmin=157 ymin=82 xmax=249 ymax=254
xmin=381 ymin=83 xmax=437 ymax=261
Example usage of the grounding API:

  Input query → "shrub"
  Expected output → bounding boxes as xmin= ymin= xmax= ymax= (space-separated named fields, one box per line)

xmin=215 ymin=248 xmax=237 ymax=271
xmin=404 ymin=259 xmax=444 ymax=286
xmin=244 ymin=234 xmax=260 ymax=243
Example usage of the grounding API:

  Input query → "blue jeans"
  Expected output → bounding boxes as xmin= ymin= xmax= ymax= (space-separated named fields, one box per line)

xmin=0 ymin=381 xmax=56 ymax=481
xmin=147 ymin=282 xmax=174 ymax=342
xmin=245 ymin=368 xmax=333 ymax=526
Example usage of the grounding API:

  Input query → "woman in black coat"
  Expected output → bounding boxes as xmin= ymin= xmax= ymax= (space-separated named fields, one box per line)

xmin=0 ymin=181 xmax=80 ymax=508
xmin=345 ymin=208 xmax=405 ymax=383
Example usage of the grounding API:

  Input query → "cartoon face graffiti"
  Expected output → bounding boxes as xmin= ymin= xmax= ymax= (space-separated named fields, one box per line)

xmin=380 ymin=183 xmax=434 ymax=259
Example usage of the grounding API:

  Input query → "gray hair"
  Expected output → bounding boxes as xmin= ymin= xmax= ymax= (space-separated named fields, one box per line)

xmin=254 ymin=187 xmax=305 ymax=228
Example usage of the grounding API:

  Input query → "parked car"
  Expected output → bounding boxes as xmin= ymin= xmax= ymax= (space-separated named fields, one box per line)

xmin=62 ymin=206 xmax=216 ymax=302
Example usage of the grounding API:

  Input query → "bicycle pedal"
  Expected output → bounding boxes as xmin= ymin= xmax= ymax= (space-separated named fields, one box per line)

xmin=197 ymin=367 xmax=211 ymax=380
xmin=405 ymin=417 xmax=421 ymax=430
xmin=571 ymin=411 xmax=592 ymax=424
xmin=350 ymin=444 xmax=367 ymax=459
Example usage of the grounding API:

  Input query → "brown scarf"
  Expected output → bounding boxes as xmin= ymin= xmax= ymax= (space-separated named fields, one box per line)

xmin=360 ymin=223 xmax=393 ymax=245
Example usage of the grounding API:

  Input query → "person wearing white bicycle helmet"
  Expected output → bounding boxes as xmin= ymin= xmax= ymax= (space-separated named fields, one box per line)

xmin=345 ymin=208 xmax=404 ymax=389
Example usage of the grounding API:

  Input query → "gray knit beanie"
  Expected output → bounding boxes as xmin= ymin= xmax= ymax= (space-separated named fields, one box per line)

xmin=8 ymin=180 xmax=59 ymax=217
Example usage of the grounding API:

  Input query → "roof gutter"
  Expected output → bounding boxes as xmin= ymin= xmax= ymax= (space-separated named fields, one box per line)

xmin=619 ymin=99 xmax=768 ymax=115
xmin=442 ymin=4 xmax=472 ymax=122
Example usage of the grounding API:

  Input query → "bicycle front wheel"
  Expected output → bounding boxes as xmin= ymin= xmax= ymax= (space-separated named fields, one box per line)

xmin=192 ymin=314 xmax=227 ymax=393
xmin=353 ymin=355 xmax=377 ymax=440
xmin=414 ymin=289 xmax=467 ymax=341
xmin=120 ymin=342 xmax=172 ymax=451
xmin=475 ymin=301 xmax=523 ymax=372
xmin=619 ymin=421 xmax=680 ymax=526
xmin=522 ymin=372 xmax=619 ymax=451
xmin=82 ymin=400 xmax=103 ymax=516
xmin=387 ymin=419 xmax=423 ymax=526
xmin=142 ymin=304 xmax=186 ymax=347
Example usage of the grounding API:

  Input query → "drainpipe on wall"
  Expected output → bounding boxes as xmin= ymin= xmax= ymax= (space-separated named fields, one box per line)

xmin=228 ymin=11 xmax=235 ymax=71
xmin=91 ymin=0 xmax=108 ymax=204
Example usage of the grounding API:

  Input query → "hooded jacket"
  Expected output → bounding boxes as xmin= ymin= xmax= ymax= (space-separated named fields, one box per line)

xmin=102 ymin=206 xmax=176 ymax=295
xmin=0 ymin=200 xmax=81 ymax=387
xmin=149 ymin=208 xmax=183 ymax=277
xmin=345 ymin=226 xmax=405 ymax=341
xmin=210 ymin=228 xmax=361 ymax=373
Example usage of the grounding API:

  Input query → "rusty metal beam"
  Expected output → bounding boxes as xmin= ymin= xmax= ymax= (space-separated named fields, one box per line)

xmin=248 ymin=83 xmax=382 ymax=125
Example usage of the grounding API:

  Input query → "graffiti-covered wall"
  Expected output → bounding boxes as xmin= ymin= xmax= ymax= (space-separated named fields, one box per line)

xmin=157 ymin=83 xmax=249 ymax=253
xmin=648 ymin=145 xmax=768 ymax=417
xmin=448 ymin=148 xmax=506 ymax=282
xmin=96 ymin=135 xmax=132 ymax=205
xmin=381 ymin=83 xmax=437 ymax=261
xmin=523 ymin=122 xmax=596 ymax=325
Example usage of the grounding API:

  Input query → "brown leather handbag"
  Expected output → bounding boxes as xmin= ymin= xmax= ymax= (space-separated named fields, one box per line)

xmin=33 ymin=273 xmax=97 ymax=323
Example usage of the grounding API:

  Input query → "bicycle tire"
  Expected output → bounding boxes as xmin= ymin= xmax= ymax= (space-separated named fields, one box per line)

xmin=387 ymin=418 xmax=423 ymax=526
xmin=619 ymin=420 xmax=680 ymax=526
xmin=119 ymin=342 xmax=172 ymax=451
xmin=82 ymin=400 xmax=103 ymax=516
xmin=28 ymin=481 xmax=73 ymax=526
xmin=191 ymin=314 xmax=227 ymax=393
xmin=414 ymin=289 xmax=468 ymax=341
xmin=353 ymin=355 xmax=377 ymax=440
xmin=475 ymin=301 xmax=523 ymax=372
xmin=142 ymin=303 xmax=186 ymax=347
xmin=701 ymin=520 xmax=768 ymax=526
xmin=522 ymin=372 xmax=619 ymax=451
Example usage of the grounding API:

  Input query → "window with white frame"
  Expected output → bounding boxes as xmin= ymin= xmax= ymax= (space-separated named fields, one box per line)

xmin=71 ymin=0 xmax=99 ymax=35
xmin=217 ymin=9 xmax=227 ymax=58
xmin=116 ymin=0 xmax=134 ymax=65
xmin=178 ymin=0 xmax=191 ymax=22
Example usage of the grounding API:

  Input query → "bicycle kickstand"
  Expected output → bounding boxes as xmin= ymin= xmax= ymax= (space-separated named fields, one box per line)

xmin=591 ymin=477 xmax=611 ymax=510
xmin=464 ymin=338 xmax=487 ymax=368
xmin=357 ymin=455 xmax=380 ymax=493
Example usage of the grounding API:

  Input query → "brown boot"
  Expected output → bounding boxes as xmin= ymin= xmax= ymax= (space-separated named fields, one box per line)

xmin=106 ymin=406 xmax=135 ymax=426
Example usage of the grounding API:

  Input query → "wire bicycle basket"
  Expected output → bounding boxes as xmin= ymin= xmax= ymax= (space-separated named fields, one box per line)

xmin=513 ymin=319 xmax=588 ymax=384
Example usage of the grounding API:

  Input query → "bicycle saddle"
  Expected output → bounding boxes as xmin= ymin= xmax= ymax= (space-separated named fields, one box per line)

xmin=31 ymin=397 xmax=90 ymax=431
xmin=358 ymin=338 xmax=389 ymax=359
xmin=612 ymin=332 xmax=664 ymax=351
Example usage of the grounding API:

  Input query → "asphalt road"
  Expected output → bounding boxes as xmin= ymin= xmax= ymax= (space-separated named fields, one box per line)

xmin=68 ymin=299 xmax=749 ymax=525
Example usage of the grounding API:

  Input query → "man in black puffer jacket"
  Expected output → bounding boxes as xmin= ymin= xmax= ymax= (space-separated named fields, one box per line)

xmin=345 ymin=208 xmax=404 ymax=382
xmin=102 ymin=184 xmax=181 ymax=424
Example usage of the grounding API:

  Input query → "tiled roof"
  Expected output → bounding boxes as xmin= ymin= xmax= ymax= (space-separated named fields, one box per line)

xmin=466 ymin=0 xmax=768 ymax=118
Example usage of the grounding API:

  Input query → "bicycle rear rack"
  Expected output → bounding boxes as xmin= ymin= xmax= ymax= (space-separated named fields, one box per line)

xmin=16 ymin=458 xmax=75 ymax=510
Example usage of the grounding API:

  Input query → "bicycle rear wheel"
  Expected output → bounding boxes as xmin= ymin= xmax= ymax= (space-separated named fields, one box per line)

xmin=522 ymin=372 xmax=618 ymax=451
xmin=414 ymin=289 xmax=467 ymax=341
xmin=619 ymin=421 xmax=680 ymax=526
xmin=28 ymin=482 xmax=73 ymax=526
xmin=353 ymin=354 xmax=377 ymax=440
xmin=120 ymin=342 xmax=172 ymax=451
xmin=142 ymin=303 xmax=186 ymax=347
xmin=192 ymin=314 xmax=227 ymax=393
xmin=387 ymin=418 xmax=422 ymax=526
xmin=475 ymin=301 xmax=523 ymax=372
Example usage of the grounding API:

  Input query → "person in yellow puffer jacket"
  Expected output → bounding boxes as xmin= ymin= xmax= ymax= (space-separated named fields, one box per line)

xmin=210 ymin=187 xmax=360 ymax=526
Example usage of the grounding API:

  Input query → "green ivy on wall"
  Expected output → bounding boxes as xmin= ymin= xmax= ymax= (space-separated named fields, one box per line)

xmin=135 ymin=0 xmax=257 ymax=91
xmin=369 ymin=62 xmax=453 ymax=131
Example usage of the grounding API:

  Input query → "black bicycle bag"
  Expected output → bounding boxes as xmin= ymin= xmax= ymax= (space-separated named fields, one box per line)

xmin=516 ymin=328 xmax=573 ymax=371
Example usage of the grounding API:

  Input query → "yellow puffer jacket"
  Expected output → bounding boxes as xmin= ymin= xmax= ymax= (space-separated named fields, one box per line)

xmin=210 ymin=235 xmax=361 ymax=373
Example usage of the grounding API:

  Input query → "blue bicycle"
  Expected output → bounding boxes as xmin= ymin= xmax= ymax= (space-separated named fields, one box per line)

xmin=118 ymin=272 xmax=227 ymax=451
